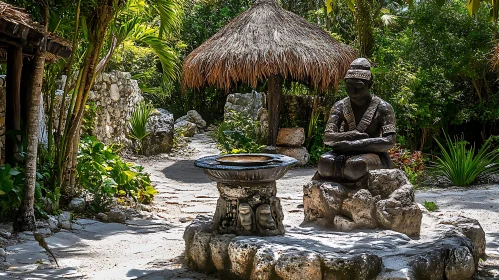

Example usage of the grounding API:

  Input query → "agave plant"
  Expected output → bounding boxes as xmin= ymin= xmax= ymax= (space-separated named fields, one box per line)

xmin=128 ymin=101 xmax=155 ymax=153
xmin=431 ymin=134 xmax=499 ymax=187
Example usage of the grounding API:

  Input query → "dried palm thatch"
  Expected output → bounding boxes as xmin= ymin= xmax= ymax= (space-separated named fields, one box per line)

xmin=0 ymin=1 xmax=42 ymax=32
xmin=182 ymin=0 xmax=356 ymax=93
xmin=0 ymin=1 xmax=71 ymax=61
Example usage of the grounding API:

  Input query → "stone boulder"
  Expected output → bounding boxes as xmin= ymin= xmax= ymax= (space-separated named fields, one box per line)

xmin=186 ymin=110 xmax=206 ymax=129
xmin=303 ymin=169 xmax=422 ymax=236
xmin=224 ymin=91 xmax=266 ymax=120
xmin=107 ymin=209 xmax=127 ymax=223
xmin=174 ymin=120 xmax=197 ymax=137
xmin=276 ymin=128 xmax=305 ymax=147
xmin=175 ymin=110 xmax=207 ymax=131
xmin=68 ymin=198 xmax=85 ymax=213
xmin=276 ymin=146 xmax=310 ymax=166
xmin=141 ymin=108 xmax=174 ymax=155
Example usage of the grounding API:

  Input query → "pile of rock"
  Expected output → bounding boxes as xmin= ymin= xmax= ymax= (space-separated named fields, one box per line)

xmin=174 ymin=110 xmax=206 ymax=137
xmin=275 ymin=128 xmax=310 ymax=166
xmin=141 ymin=108 xmax=174 ymax=155
xmin=304 ymin=169 xmax=422 ymax=236
xmin=184 ymin=213 xmax=485 ymax=280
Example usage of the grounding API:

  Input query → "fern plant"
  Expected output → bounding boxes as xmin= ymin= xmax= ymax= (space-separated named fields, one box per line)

xmin=129 ymin=101 xmax=154 ymax=153
xmin=431 ymin=134 xmax=499 ymax=186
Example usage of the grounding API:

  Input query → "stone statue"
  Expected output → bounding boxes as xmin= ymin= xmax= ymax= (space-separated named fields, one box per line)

xmin=237 ymin=203 xmax=254 ymax=231
xmin=316 ymin=58 xmax=396 ymax=182
xmin=256 ymin=204 xmax=277 ymax=230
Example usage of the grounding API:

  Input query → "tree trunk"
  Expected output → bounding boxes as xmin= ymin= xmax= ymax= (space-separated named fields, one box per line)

xmin=267 ymin=75 xmax=283 ymax=147
xmin=355 ymin=0 xmax=375 ymax=57
xmin=5 ymin=46 xmax=23 ymax=165
xmin=60 ymin=0 xmax=121 ymax=196
xmin=13 ymin=50 xmax=46 ymax=232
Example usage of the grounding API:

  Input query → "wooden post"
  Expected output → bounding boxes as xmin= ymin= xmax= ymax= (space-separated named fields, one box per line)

xmin=267 ymin=75 xmax=283 ymax=147
xmin=14 ymin=47 xmax=46 ymax=232
xmin=5 ymin=45 xmax=23 ymax=164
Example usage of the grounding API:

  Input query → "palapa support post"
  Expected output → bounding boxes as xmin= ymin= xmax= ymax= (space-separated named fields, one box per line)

xmin=5 ymin=45 xmax=23 ymax=164
xmin=267 ymin=74 xmax=283 ymax=147
xmin=14 ymin=43 xmax=47 ymax=232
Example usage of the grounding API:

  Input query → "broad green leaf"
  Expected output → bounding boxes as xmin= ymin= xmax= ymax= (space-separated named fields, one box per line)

xmin=326 ymin=0 xmax=332 ymax=14
xmin=124 ymin=170 xmax=137 ymax=181
xmin=346 ymin=0 xmax=355 ymax=13
xmin=0 ymin=190 xmax=5 ymax=195
xmin=468 ymin=0 xmax=480 ymax=16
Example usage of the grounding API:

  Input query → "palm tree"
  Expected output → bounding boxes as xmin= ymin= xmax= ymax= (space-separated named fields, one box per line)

xmin=7 ymin=0 xmax=183 ymax=231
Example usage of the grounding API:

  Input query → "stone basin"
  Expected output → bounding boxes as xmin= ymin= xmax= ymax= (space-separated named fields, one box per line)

xmin=195 ymin=154 xmax=297 ymax=183
xmin=193 ymin=154 xmax=297 ymax=236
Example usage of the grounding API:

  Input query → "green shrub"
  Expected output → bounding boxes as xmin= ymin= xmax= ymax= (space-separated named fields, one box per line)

xmin=430 ymin=134 xmax=499 ymax=186
xmin=0 ymin=164 xmax=58 ymax=219
xmin=77 ymin=136 xmax=157 ymax=213
xmin=305 ymin=111 xmax=330 ymax=165
xmin=213 ymin=111 xmax=264 ymax=154
xmin=129 ymin=101 xmax=154 ymax=153
xmin=0 ymin=164 xmax=23 ymax=216
xmin=423 ymin=200 xmax=438 ymax=212
xmin=389 ymin=145 xmax=426 ymax=188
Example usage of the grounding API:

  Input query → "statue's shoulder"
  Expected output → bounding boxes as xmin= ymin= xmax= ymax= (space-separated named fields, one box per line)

xmin=331 ymin=97 xmax=348 ymax=110
xmin=375 ymin=96 xmax=394 ymax=113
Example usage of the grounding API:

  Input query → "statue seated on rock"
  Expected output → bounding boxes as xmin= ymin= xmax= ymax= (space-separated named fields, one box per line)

xmin=316 ymin=58 xmax=396 ymax=183
xmin=304 ymin=58 xmax=422 ymax=237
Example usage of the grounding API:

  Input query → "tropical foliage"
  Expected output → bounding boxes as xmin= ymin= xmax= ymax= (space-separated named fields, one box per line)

xmin=129 ymin=101 xmax=155 ymax=153
xmin=77 ymin=136 xmax=157 ymax=213
xmin=212 ymin=111 xmax=264 ymax=154
xmin=430 ymin=134 xmax=499 ymax=186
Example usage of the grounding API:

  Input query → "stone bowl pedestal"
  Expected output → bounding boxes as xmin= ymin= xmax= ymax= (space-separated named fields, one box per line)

xmin=194 ymin=154 xmax=296 ymax=236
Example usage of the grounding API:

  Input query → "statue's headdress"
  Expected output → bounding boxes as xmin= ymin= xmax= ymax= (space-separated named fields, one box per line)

xmin=344 ymin=58 xmax=372 ymax=81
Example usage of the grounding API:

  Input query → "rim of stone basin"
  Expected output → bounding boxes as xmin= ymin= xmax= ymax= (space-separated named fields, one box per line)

xmin=194 ymin=153 xmax=297 ymax=170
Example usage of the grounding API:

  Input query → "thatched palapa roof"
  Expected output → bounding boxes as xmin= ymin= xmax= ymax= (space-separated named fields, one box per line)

xmin=0 ymin=1 xmax=72 ymax=62
xmin=182 ymin=0 xmax=356 ymax=92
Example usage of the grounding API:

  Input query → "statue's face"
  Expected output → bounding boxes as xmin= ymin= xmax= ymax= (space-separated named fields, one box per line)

xmin=256 ymin=204 xmax=276 ymax=229
xmin=238 ymin=203 xmax=253 ymax=231
xmin=345 ymin=78 xmax=370 ymax=103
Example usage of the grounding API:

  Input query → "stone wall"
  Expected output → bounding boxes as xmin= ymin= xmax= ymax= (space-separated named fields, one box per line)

xmin=0 ymin=76 xmax=5 ymax=165
xmin=53 ymin=71 xmax=143 ymax=146
xmin=0 ymin=72 xmax=143 ymax=163
xmin=87 ymin=71 xmax=143 ymax=145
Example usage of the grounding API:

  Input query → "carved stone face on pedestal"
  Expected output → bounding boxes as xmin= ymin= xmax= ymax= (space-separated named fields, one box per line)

xmin=316 ymin=58 xmax=397 ymax=183
xmin=238 ymin=203 xmax=254 ymax=231
xmin=256 ymin=204 xmax=276 ymax=230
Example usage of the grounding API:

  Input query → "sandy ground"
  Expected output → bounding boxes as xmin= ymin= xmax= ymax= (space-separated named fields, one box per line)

xmin=2 ymin=133 xmax=498 ymax=279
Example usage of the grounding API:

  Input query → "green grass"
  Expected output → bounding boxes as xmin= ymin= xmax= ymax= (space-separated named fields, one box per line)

xmin=423 ymin=200 xmax=439 ymax=212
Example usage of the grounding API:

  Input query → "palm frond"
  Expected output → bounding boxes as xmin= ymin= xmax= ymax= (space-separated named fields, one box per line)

xmin=146 ymin=0 xmax=183 ymax=38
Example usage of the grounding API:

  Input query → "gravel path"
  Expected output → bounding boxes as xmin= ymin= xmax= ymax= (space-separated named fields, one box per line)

xmin=2 ymin=133 xmax=498 ymax=279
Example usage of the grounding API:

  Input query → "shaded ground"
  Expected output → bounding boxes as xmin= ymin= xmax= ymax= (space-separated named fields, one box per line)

xmin=2 ymin=133 xmax=498 ymax=279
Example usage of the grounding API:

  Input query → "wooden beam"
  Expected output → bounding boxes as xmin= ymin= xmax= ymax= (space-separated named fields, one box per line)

xmin=267 ymin=74 xmax=283 ymax=147
xmin=5 ymin=45 xmax=23 ymax=164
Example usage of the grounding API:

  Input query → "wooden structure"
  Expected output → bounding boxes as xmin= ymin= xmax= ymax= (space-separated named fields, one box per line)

xmin=0 ymin=1 xmax=71 ymax=165
xmin=182 ymin=0 xmax=356 ymax=147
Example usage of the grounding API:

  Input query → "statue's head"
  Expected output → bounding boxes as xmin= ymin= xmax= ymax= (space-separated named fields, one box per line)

xmin=238 ymin=203 xmax=254 ymax=231
xmin=256 ymin=204 xmax=276 ymax=230
xmin=344 ymin=58 xmax=373 ymax=103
